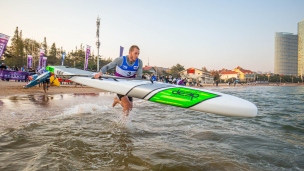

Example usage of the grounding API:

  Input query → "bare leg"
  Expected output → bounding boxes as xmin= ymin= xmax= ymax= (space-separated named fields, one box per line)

xmin=112 ymin=97 xmax=121 ymax=107
xmin=130 ymin=101 xmax=133 ymax=110
xmin=43 ymin=83 xmax=46 ymax=93
xmin=120 ymin=96 xmax=132 ymax=116
xmin=47 ymin=82 xmax=50 ymax=90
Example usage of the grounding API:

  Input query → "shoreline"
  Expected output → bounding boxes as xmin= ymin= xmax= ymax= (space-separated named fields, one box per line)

xmin=0 ymin=81 xmax=106 ymax=97
xmin=0 ymin=81 xmax=303 ymax=97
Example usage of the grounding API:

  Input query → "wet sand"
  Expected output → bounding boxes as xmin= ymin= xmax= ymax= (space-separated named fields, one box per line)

xmin=0 ymin=81 xmax=106 ymax=97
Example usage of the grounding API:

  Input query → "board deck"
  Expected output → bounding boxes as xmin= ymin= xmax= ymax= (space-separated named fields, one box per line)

xmin=46 ymin=66 xmax=258 ymax=117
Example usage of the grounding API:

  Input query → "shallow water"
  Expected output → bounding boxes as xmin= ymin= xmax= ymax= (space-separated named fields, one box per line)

xmin=0 ymin=86 xmax=303 ymax=171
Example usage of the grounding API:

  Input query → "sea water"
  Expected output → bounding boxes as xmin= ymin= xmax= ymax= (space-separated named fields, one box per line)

xmin=0 ymin=86 xmax=303 ymax=171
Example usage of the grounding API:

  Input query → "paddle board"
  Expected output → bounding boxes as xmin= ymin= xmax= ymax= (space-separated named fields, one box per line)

xmin=24 ymin=71 xmax=51 ymax=88
xmin=46 ymin=66 xmax=258 ymax=117
xmin=28 ymin=74 xmax=38 ymax=81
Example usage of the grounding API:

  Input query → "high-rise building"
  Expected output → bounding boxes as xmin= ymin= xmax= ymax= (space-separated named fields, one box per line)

xmin=298 ymin=20 xmax=304 ymax=77
xmin=274 ymin=32 xmax=298 ymax=75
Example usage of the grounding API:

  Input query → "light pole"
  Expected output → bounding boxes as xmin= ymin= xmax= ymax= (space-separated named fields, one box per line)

xmin=301 ymin=64 xmax=303 ymax=84
xmin=292 ymin=76 xmax=293 ymax=83
xmin=96 ymin=16 xmax=101 ymax=71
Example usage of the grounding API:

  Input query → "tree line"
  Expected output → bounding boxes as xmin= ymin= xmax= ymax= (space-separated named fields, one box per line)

xmin=2 ymin=27 xmax=220 ymax=78
xmin=2 ymin=27 xmax=112 ymax=71
xmin=5 ymin=27 xmax=293 ymax=83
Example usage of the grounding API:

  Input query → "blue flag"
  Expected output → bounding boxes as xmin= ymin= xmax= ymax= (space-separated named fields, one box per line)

xmin=61 ymin=52 xmax=66 ymax=66
xmin=119 ymin=46 xmax=124 ymax=57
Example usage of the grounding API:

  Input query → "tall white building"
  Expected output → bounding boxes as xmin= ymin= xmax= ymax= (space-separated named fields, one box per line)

xmin=274 ymin=32 xmax=298 ymax=75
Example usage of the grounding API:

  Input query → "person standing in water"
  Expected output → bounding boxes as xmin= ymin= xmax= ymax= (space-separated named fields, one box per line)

xmin=94 ymin=45 xmax=143 ymax=116
xmin=37 ymin=66 xmax=51 ymax=93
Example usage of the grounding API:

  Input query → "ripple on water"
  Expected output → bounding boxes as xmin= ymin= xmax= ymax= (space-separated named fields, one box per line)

xmin=0 ymin=87 xmax=304 ymax=170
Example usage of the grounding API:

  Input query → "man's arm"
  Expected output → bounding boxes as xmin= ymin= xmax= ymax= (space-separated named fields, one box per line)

xmin=94 ymin=57 xmax=123 ymax=78
xmin=135 ymin=59 xmax=143 ymax=79
xmin=100 ymin=57 xmax=123 ymax=73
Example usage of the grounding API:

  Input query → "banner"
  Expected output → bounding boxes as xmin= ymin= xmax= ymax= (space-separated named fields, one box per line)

xmin=0 ymin=33 xmax=10 ymax=60
xmin=42 ymin=56 xmax=47 ymax=68
xmin=119 ymin=46 xmax=124 ymax=57
xmin=187 ymin=68 xmax=195 ymax=74
xmin=27 ymin=55 xmax=33 ymax=68
xmin=38 ymin=49 xmax=45 ymax=70
xmin=84 ymin=45 xmax=91 ymax=70
xmin=61 ymin=52 xmax=66 ymax=66
xmin=0 ymin=70 xmax=29 ymax=81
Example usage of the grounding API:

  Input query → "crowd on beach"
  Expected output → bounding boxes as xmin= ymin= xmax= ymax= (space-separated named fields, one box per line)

xmin=0 ymin=62 xmax=36 ymax=82
xmin=0 ymin=63 xmax=228 ymax=88
xmin=142 ymin=73 xmax=207 ymax=86
xmin=2 ymin=63 xmax=301 ymax=88
xmin=0 ymin=62 xmax=35 ymax=72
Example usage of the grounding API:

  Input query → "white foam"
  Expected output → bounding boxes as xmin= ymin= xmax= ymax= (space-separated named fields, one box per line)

xmin=52 ymin=103 xmax=110 ymax=119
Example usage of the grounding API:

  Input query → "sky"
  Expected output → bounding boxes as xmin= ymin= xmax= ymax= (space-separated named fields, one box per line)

xmin=1 ymin=0 xmax=304 ymax=72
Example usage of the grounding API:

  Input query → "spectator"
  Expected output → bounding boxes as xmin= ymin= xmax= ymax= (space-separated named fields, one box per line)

xmin=0 ymin=63 xmax=7 ymax=81
xmin=188 ymin=78 xmax=192 ymax=86
xmin=151 ymin=74 xmax=157 ymax=81
xmin=164 ymin=75 xmax=169 ymax=83
xmin=183 ymin=78 xmax=188 ymax=85
xmin=172 ymin=77 xmax=177 ymax=84
xmin=168 ymin=75 xmax=173 ymax=84
xmin=145 ymin=73 xmax=150 ymax=80
xmin=0 ymin=63 xmax=7 ymax=70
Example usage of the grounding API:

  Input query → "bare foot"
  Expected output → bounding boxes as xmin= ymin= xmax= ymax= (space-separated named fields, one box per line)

xmin=112 ymin=97 xmax=120 ymax=107
xmin=123 ymin=109 xmax=130 ymax=116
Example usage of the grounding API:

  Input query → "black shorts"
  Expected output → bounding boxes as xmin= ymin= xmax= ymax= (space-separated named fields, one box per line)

xmin=43 ymin=78 xmax=50 ymax=84
xmin=117 ymin=94 xmax=133 ymax=102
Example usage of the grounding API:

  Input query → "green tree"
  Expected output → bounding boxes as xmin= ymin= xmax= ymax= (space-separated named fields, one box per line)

xmin=70 ymin=45 xmax=85 ymax=69
xmin=48 ymin=43 xmax=58 ymax=65
xmin=2 ymin=26 xmax=118 ymax=71
xmin=5 ymin=27 xmax=24 ymax=67
xmin=19 ymin=30 xmax=25 ymax=66
xmin=210 ymin=70 xmax=220 ymax=81
xmin=202 ymin=66 xmax=208 ymax=72
xmin=30 ymin=39 xmax=41 ymax=68
xmin=169 ymin=63 xmax=185 ymax=77
xmin=63 ymin=52 xmax=72 ymax=67
xmin=42 ymin=37 xmax=48 ymax=55
xmin=162 ymin=70 xmax=168 ymax=76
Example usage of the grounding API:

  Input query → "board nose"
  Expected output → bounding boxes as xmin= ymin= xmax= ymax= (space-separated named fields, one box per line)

xmin=191 ymin=94 xmax=258 ymax=117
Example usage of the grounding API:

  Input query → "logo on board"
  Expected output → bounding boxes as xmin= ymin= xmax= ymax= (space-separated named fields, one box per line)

xmin=172 ymin=89 xmax=199 ymax=100
xmin=149 ymin=87 xmax=219 ymax=108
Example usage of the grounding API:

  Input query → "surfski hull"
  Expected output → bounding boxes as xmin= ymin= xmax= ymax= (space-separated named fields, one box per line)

xmin=24 ymin=71 xmax=51 ymax=88
xmin=47 ymin=66 xmax=258 ymax=117
xmin=70 ymin=76 xmax=257 ymax=117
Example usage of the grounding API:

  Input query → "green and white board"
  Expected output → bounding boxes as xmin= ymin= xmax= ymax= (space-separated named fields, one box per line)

xmin=47 ymin=66 xmax=258 ymax=117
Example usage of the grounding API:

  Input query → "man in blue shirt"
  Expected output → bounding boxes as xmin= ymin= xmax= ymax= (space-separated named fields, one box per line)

xmin=94 ymin=45 xmax=143 ymax=116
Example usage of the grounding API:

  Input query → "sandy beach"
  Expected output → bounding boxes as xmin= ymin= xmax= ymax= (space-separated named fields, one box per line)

xmin=0 ymin=81 xmax=106 ymax=97
xmin=0 ymin=80 xmax=303 ymax=97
